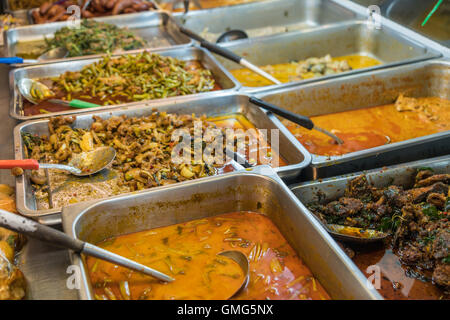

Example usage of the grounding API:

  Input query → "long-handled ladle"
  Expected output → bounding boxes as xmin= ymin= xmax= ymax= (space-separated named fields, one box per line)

xmin=0 ymin=47 xmax=69 ymax=64
xmin=0 ymin=146 xmax=116 ymax=176
xmin=249 ymin=97 xmax=344 ymax=145
xmin=179 ymin=26 xmax=281 ymax=85
xmin=0 ymin=209 xmax=174 ymax=282
xmin=18 ymin=78 xmax=101 ymax=109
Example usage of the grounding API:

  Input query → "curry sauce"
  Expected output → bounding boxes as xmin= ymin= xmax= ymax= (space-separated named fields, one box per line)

xmin=230 ymin=54 xmax=380 ymax=87
xmin=209 ymin=113 xmax=287 ymax=169
xmin=86 ymin=211 xmax=330 ymax=300
xmin=284 ymin=96 xmax=450 ymax=156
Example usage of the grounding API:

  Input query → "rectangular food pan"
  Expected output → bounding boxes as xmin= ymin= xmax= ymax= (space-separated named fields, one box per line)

xmin=9 ymin=46 xmax=240 ymax=121
xmin=3 ymin=11 xmax=192 ymax=66
xmin=26 ymin=0 xmax=162 ymax=25
xmin=256 ymin=59 xmax=450 ymax=181
xmin=214 ymin=20 xmax=441 ymax=92
xmin=174 ymin=0 xmax=357 ymax=42
xmin=61 ymin=166 xmax=382 ymax=300
xmin=289 ymin=155 xmax=450 ymax=299
xmin=13 ymin=92 xmax=311 ymax=225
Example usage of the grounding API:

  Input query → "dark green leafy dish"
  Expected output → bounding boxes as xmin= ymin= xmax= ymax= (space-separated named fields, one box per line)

xmin=44 ymin=19 xmax=147 ymax=57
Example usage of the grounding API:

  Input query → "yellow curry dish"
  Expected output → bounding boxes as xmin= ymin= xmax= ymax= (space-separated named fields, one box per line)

xmin=284 ymin=95 xmax=450 ymax=157
xmin=86 ymin=211 xmax=330 ymax=300
xmin=230 ymin=54 xmax=381 ymax=87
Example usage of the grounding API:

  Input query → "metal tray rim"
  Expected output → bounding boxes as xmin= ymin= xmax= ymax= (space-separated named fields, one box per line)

xmin=290 ymin=154 xmax=450 ymax=191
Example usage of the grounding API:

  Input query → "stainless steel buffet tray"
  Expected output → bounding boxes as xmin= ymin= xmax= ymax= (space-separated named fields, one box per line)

xmin=174 ymin=0 xmax=358 ymax=42
xmin=290 ymin=155 xmax=450 ymax=206
xmin=257 ymin=59 xmax=450 ymax=181
xmin=3 ymin=11 xmax=192 ymax=65
xmin=9 ymin=46 xmax=240 ymax=121
xmin=13 ymin=92 xmax=311 ymax=224
xmin=215 ymin=20 xmax=442 ymax=92
xmin=61 ymin=166 xmax=382 ymax=300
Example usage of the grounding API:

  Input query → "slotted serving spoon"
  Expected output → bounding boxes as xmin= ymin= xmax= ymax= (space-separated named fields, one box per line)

xmin=0 ymin=47 xmax=68 ymax=64
xmin=0 ymin=209 xmax=173 ymax=282
xmin=0 ymin=146 xmax=116 ymax=176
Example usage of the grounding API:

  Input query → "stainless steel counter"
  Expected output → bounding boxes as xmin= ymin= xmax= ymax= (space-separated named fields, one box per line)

xmin=0 ymin=64 xmax=76 ymax=299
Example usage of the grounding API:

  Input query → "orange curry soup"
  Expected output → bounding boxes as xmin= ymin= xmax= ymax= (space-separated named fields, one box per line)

xmin=284 ymin=97 xmax=450 ymax=156
xmin=86 ymin=211 xmax=330 ymax=300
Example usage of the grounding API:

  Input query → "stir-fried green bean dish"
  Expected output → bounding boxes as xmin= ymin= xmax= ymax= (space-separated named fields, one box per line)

xmin=44 ymin=20 xmax=148 ymax=57
xmin=49 ymin=51 xmax=215 ymax=104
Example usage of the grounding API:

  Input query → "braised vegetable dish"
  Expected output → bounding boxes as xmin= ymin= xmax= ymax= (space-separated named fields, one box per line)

xmin=0 ymin=185 xmax=26 ymax=300
xmin=86 ymin=211 xmax=330 ymax=300
xmin=22 ymin=51 xmax=217 ymax=115
xmin=32 ymin=0 xmax=156 ymax=24
xmin=43 ymin=20 xmax=147 ymax=57
xmin=284 ymin=95 xmax=450 ymax=156
xmin=22 ymin=112 xmax=283 ymax=209
xmin=230 ymin=54 xmax=380 ymax=87
xmin=308 ymin=169 xmax=449 ymax=299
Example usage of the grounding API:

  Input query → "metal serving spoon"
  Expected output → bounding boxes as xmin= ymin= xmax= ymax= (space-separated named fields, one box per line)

xmin=309 ymin=213 xmax=388 ymax=244
xmin=216 ymin=30 xmax=249 ymax=43
xmin=179 ymin=26 xmax=281 ymax=85
xmin=218 ymin=250 xmax=250 ymax=299
xmin=0 ymin=47 xmax=68 ymax=64
xmin=0 ymin=209 xmax=173 ymax=282
xmin=18 ymin=78 xmax=100 ymax=108
xmin=0 ymin=146 xmax=116 ymax=177
xmin=249 ymin=97 xmax=344 ymax=145
xmin=326 ymin=224 xmax=389 ymax=244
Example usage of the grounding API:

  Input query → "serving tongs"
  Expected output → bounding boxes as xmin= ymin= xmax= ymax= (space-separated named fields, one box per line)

xmin=0 ymin=209 xmax=174 ymax=282
xmin=249 ymin=97 xmax=344 ymax=145
xmin=179 ymin=27 xmax=282 ymax=85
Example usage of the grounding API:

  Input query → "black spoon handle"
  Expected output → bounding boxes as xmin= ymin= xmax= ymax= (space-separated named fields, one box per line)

xmin=249 ymin=97 xmax=314 ymax=130
xmin=179 ymin=26 xmax=242 ymax=64
xmin=0 ymin=208 xmax=84 ymax=252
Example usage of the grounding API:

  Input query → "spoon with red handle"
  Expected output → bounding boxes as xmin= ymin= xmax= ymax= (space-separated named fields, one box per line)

xmin=0 ymin=159 xmax=82 ymax=175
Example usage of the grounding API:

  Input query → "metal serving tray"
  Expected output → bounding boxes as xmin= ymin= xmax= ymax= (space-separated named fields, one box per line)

xmin=291 ymin=155 xmax=450 ymax=205
xmin=61 ymin=166 xmax=382 ymax=300
xmin=26 ymin=0 xmax=161 ymax=25
xmin=13 ymin=92 xmax=311 ymax=224
xmin=3 ymin=11 xmax=192 ymax=65
xmin=9 ymin=46 xmax=240 ymax=121
xmin=215 ymin=20 xmax=442 ymax=92
xmin=257 ymin=59 xmax=450 ymax=181
xmin=289 ymin=155 xmax=450 ymax=298
xmin=174 ymin=0 xmax=358 ymax=43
